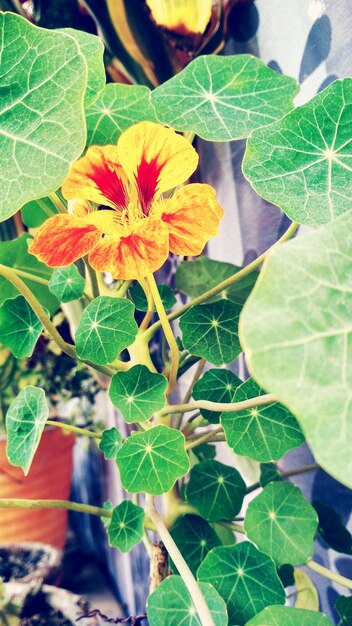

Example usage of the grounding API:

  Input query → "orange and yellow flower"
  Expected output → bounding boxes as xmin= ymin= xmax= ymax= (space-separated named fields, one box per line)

xmin=29 ymin=122 xmax=224 ymax=280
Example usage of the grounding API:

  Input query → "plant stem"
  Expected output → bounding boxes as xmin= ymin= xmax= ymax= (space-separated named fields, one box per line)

xmin=47 ymin=192 xmax=67 ymax=214
xmin=46 ymin=419 xmax=101 ymax=440
xmin=306 ymin=560 xmax=352 ymax=590
xmin=85 ymin=260 xmax=100 ymax=299
xmin=221 ymin=522 xmax=246 ymax=534
xmin=246 ymin=463 xmax=320 ymax=494
xmin=11 ymin=268 xmax=49 ymax=286
xmin=115 ymin=279 xmax=132 ymax=298
xmin=139 ymin=279 xmax=155 ymax=331
xmin=186 ymin=427 xmax=224 ymax=450
xmin=145 ymin=221 xmax=299 ymax=338
xmin=146 ymin=496 xmax=216 ymax=626
xmin=175 ymin=359 xmax=206 ymax=430
xmin=157 ymin=393 xmax=275 ymax=418
xmin=0 ymin=498 xmax=111 ymax=518
xmin=147 ymin=273 xmax=179 ymax=396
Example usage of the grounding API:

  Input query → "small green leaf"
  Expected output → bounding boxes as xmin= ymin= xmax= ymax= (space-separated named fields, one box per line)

xmin=75 ymin=296 xmax=138 ymax=365
xmin=170 ymin=515 xmax=221 ymax=576
xmin=129 ymin=283 xmax=176 ymax=312
xmin=221 ymin=379 xmax=304 ymax=462
xmin=180 ymin=300 xmax=242 ymax=366
xmin=86 ymin=84 xmax=158 ymax=146
xmin=246 ymin=605 xmax=333 ymax=626
xmin=193 ymin=444 xmax=217 ymax=462
xmin=109 ymin=365 xmax=167 ymax=423
xmin=99 ymin=428 xmax=122 ymax=460
xmin=147 ymin=576 xmax=227 ymax=626
xmin=116 ymin=425 xmax=189 ymax=495
xmin=151 ymin=54 xmax=298 ymax=141
xmin=244 ymin=482 xmax=318 ymax=565
xmin=336 ymin=596 xmax=352 ymax=625
xmin=243 ymin=78 xmax=352 ymax=226
xmin=313 ymin=500 xmax=352 ymax=554
xmin=60 ymin=28 xmax=105 ymax=108
xmin=186 ymin=460 xmax=246 ymax=522
xmin=6 ymin=386 xmax=49 ymax=475
xmin=108 ymin=500 xmax=144 ymax=552
xmin=197 ymin=542 xmax=285 ymax=625
xmin=0 ymin=296 xmax=43 ymax=358
xmin=193 ymin=369 xmax=242 ymax=424
xmin=260 ymin=463 xmax=282 ymax=487
xmin=49 ymin=265 xmax=85 ymax=303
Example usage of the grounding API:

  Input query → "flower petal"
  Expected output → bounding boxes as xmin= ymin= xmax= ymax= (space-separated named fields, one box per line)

xmin=29 ymin=214 xmax=102 ymax=267
xmin=117 ymin=122 xmax=198 ymax=213
xmin=162 ymin=183 xmax=224 ymax=255
xmin=61 ymin=145 xmax=129 ymax=210
xmin=89 ymin=218 xmax=169 ymax=280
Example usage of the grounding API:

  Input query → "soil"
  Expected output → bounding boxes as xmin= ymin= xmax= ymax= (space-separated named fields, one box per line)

xmin=20 ymin=589 xmax=73 ymax=626
xmin=0 ymin=548 xmax=47 ymax=582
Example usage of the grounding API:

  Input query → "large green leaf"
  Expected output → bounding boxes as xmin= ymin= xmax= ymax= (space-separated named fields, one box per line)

xmin=0 ymin=296 xmax=43 ymax=358
xmin=244 ymin=482 xmax=318 ymax=565
xmin=221 ymin=379 xmax=304 ymax=462
xmin=0 ymin=13 xmax=87 ymax=220
xmin=243 ymin=79 xmax=352 ymax=226
xmin=147 ymin=576 xmax=227 ymax=626
xmin=192 ymin=369 xmax=243 ymax=424
xmin=75 ymin=296 xmax=138 ymax=365
xmin=107 ymin=500 xmax=144 ymax=552
xmin=109 ymin=365 xmax=167 ymax=423
xmin=313 ymin=500 xmax=352 ymax=554
xmin=116 ymin=425 xmax=189 ymax=495
xmin=246 ymin=606 xmax=333 ymax=626
xmin=170 ymin=515 xmax=221 ymax=576
xmin=60 ymin=28 xmax=105 ymax=108
xmin=186 ymin=460 xmax=246 ymax=522
xmin=197 ymin=542 xmax=285 ymax=626
xmin=6 ymin=386 xmax=49 ymax=475
xmin=49 ymin=265 xmax=85 ymax=303
xmin=180 ymin=301 xmax=242 ymax=366
xmin=239 ymin=210 xmax=352 ymax=487
xmin=86 ymin=84 xmax=158 ymax=146
xmin=151 ymin=55 xmax=298 ymax=141
xmin=0 ymin=234 xmax=58 ymax=314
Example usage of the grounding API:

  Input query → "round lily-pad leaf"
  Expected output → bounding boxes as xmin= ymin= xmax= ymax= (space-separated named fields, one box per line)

xmin=193 ymin=369 xmax=243 ymax=424
xmin=180 ymin=300 xmax=242 ymax=366
xmin=197 ymin=542 xmax=285 ymax=625
xmin=221 ymin=379 xmax=304 ymax=462
xmin=108 ymin=500 xmax=144 ymax=552
xmin=170 ymin=515 xmax=221 ymax=575
xmin=186 ymin=460 xmax=246 ymax=522
xmin=129 ymin=282 xmax=176 ymax=312
xmin=99 ymin=427 xmax=122 ymax=460
xmin=147 ymin=575 xmax=227 ymax=626
xmin=244 ymin=482 xmax=318 ymax=565
xmin=116 ymin=425 xmax=190 ymax=495
xmin=49 ymin=265 xmax=85 ymax=303
xmin=0 ymin=296 xmax=43 ymax=358
xmin=246 ymin=605 xmax=333 ymax=626
xmin=109 ymin=365 xmax=167 ymax=423
xmin=75 ymin=296 xmax=138 ymax=365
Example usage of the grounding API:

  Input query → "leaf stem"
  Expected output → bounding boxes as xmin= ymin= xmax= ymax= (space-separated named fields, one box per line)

xmin=85 ymin=260 xmax=100 ymax=299
xmin=175 ymin=359 xmax=206 ymax=430
xmin=47 ymin=192 xmax=67 ymax=214
xmin=11 ymin=268 xmax=49 ymax=286
xmin=139 ymin=279 xmax=155 ymax=331
xmin=306 ymin=560 xmax=352 ymax=590
xmin=246 ymin=463 xmax=320 ymax=494
xmin=186 ymin=427 xmax=224 ymax=450
xmin=157 ymin=393 xmax=275 ymax=418
xmin=46 ymin=419 xmax=101 ymax=440
xmin=0 ymin=498 xmax=111 ymax=518
xmin=146 ymin=496 xmax=216 ymax=626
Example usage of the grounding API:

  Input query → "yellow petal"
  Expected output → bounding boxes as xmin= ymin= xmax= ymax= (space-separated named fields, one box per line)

xmin=162 ymin=183 xmax=224 ymax=255
xmin=145 ymin=0 xmax=212 ymax=35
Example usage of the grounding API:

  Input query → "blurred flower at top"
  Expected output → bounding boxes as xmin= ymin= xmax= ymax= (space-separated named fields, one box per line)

xmin=145 ymin=0 xmax=212 ymax=36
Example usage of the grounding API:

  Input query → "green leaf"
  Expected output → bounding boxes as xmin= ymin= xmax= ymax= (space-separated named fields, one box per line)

xmin=277 ymin=564 xmax=295 ymax=588
xmin=313 ymin=500 xmax=352 ymax=554
xmin=129 ymin=283 xmax=176 ymax=312
xmin=240 ymin=210 xmax=352 ymax=487
xmin=221 ymin=379 xmax=304 ymax=462
xmin=49 ymin=265 xmax=85 ymax=303
xmin=197 ymin=542 xmax=285 ymax=625
xmin=176 ymin=257 xmax=258 ymax=306
xmin=336 ymin=596 xmax=352 ymax=625
xmin=0 ymin=13 xmax=87 ymax=220
xmin=170 ymin=515 xmax=221 ymax=576
xmin=6 ymin=386 xmax=49 ymax=475
xmin=99 ymin=428 xmax=122 ymax=460
xmin=193 ymin=444 xmax=217 ymax=462
xmin=0 ymin=234 xmax=58 ymax=314
xmin=75 ymin=296 xmax=138 ymax=365
xmin=186 ymin=460 xmax=246 ymax=522
xmin=0 ymin=296 xmax=43 ymax=358
xmin=107 ymin=500 xmax=144 ymax=552
xmin=109 ymin=365 xmax=167 ymax=423
xmin=246 ymin=605 xmax=333 ymax=626
xmin=60 ymin=28 xmax=105 ymax=108
xmin=260 ymin=463 xmax=282 ymax=487
xmin=116 ymin=425 xmax=189 ymax=495
xmin=243 ymin=79 xmax=352 ymax=226
xmin=147 ymin=576 xmax=227 ymax=626
xmin=294 ymin=569 xmax=319 ymax=611
xmin=21 ymin=196 xmax=58 ymax=228
xmin=86 ymin=84 xmax=158 ymax=146
xmin=102 ymin=500 xmax=114 ymax=528
xmin=244 ymin=482 xmax=318 ymax=565
xmin=193 ymin=369 xmax=243 ymax=424
xmin=180 ymin=300 xmax=242 ymax=366
xmin=151 ymin=54 xmax=298 ymax=141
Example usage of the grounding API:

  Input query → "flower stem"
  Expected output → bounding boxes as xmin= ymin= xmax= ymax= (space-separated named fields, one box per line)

xmin=85 ymin=259 xmax=100 ymax=299
xmin=46 ymin=419 xmax=101 ymax=440
xmin=139 ymin=279 xmax=155 ymax=331
xmin=175 ymin=359 xmax=206 ymax=430
xmin=186 ymin=427 xmax=224 ymax=450
xmin=246 ymin=463 xmax=320 ymax=494
xmin=156 ymin=393 xmax=275 ymax=418
xmin=306 ymin=560 xmax=352 ymax=590
xmin=0 ymin=498 xmax=111 ymax=518
xmin=47 ymin=192 xmax=67 ymax=214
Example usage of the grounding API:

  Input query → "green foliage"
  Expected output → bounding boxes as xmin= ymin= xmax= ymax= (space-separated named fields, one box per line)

xmin=21 ymin=197 xmax=58 ymax=228
xmin=129 ymin=283 xmax=176 ymax=312
xmin=109 ymin=365 xmax=167 ymax=423
xmin=49 ymin=265 xmax=85 ymax=303
xmin=170 ymin=515 xmax=221 ymax=576
xmin=116 ymin=425 xmax=189 ymax=494
xmin=108 ymin=500 xmax=144 ymax=552
xmin=60 ymin=28 xmax=105 ymax=108
xmin=99 ymin=428 xmax=122 ymax=460
xmin=260 ymin=463 xmax=282 ymax=487
xmin=335 ymin=596 xmax=352 ymax=625
xmin=0 ymin=296 xmax=43 ymax=358
xmin=193 ymin=369 xmax=242 ymax=424
xmin=246 ymin=606 xmax=333 ymax=626
xmin=313 ymin=500 xmax=352 ymax=554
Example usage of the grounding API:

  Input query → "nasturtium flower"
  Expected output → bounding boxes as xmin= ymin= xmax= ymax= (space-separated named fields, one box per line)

xmin=145 ymin=0 xmax=212 ymax=35
xmin=29 ymin=122 xmax=224 ymax=280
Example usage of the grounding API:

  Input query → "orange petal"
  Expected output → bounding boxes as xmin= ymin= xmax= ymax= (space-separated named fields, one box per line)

xmin=61 ymin=145 xmax=129 ymax=210
xmin=28 ymin=214 xmax=102 ymax=267
xmin=117 ymin=122 xmax=198 ymax=213
xmin=89 ymin=218 xmax=169 ymax=280
xmin=162 ymin=183 xmax=224 ymax=256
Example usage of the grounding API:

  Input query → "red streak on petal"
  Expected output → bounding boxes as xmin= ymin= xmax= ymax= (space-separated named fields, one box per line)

xmin=89 ymin=164 xmax=128 ymax=209
xmin=135 ymin=154 xmax=166 ymax=214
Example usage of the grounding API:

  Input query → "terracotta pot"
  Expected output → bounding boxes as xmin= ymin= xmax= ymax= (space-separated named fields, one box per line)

xmin=0 ymin=542 xmax=62 ymax=584
xmin=0 ymin=428 xmax=75 ymax=549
